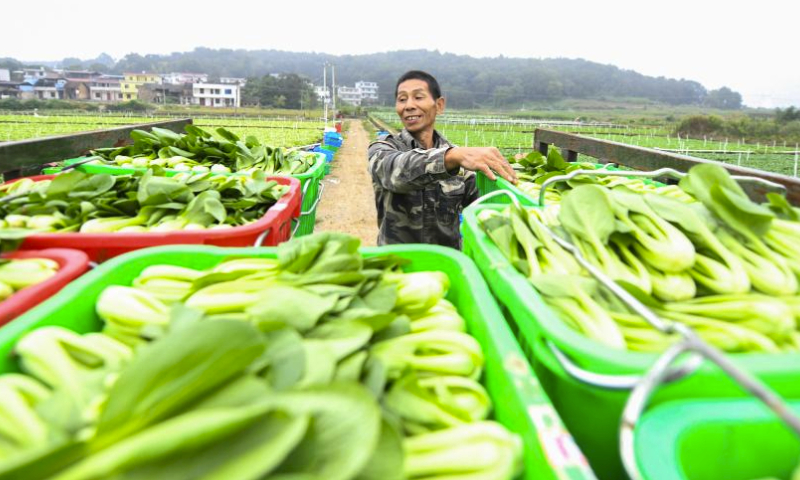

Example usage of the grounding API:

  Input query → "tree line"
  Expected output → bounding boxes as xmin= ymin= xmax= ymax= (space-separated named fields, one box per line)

xmin=2 ymin=49 xmax=744 ymax=109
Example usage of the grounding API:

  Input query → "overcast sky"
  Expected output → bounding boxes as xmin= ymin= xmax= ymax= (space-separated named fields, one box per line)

xmin=1 ymin=0 xmax=797 ymax=108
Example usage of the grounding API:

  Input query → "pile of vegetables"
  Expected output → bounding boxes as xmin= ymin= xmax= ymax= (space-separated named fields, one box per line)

xmin=0 ymin=233 xmax=522 ymax=479
xmin=0 ymin=169 xmax=288 ymax=247
xmin=479 ymin=163 xmax=800 ymax=353
xmin=87 ymin=126 xmax=319 ymax=175
xmin=0 ymin=258 xmax=58 ymax=301
xmin=508 ymin=149 xmax=694 ymax=204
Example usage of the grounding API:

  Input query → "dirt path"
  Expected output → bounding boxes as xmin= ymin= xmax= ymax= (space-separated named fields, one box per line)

xmin=314 ymin=120 xmax=379 ymax=246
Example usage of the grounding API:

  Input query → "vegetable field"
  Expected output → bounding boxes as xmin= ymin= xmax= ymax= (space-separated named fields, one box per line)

xmin=371 ymin=111 xmax=800 ymax=178
xmin=0 ymin=112 xmax=325 ymax=147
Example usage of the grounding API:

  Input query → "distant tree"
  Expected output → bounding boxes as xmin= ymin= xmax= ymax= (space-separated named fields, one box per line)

xmin=0 ymin=58 xmax=24 ymax=71
xmin=93 ymin=53 xmax=115 ymax=68
xmin=676 ymin=115 xmax=725 ymax=136
xmin=242 ymin=73 xmax=315 ymax=109
xmin=61 ymin=57 xmax=84 ymax=69
xmin=776 ymin=106 xmax=800 ymax=123
xmin=87 ymin=62 xmax=109 ymax=73
xmin=704 ymin=87 xmax=742 ymax=109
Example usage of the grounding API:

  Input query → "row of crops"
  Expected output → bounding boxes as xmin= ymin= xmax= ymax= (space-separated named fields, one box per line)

xmin=0 ymin=113 xmax=326 ymax=147
xmin=370 ymin=111 xmax=800 ymax=178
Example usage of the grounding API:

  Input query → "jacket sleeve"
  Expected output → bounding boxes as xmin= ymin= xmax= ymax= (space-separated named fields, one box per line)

xmin=368 ymin=140 xmax=455 ymax=194
xmin=463 ymin=171 xmax=479 ymax=206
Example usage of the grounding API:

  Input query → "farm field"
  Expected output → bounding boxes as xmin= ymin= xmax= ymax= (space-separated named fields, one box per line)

xmin=0 ymin=111 xmax=326 ymax=147
xmin=371 ymin=110 xmax=800 ymax=177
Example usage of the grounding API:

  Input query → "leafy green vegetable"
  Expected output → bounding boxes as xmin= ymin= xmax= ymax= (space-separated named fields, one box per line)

xmin=403 ymin=421 xmax=523 ymax=480
xmin=530 ymin=275 xmax=626 ymax=349
xmin=94 ymin=320 xmax=265 ymax=444
xmin=91 ymin=125 xmax=319 ymax=176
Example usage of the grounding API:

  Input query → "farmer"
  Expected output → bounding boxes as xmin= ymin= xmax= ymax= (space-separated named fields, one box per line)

xmin=367 ymin=70 xmax=517 ymax=249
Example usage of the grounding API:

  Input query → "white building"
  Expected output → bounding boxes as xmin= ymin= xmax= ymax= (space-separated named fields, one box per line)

xmin=88 ymin=78 xmax=123 ymax=102
xmin=22 ymin=67 xmax=51 ymax=82
xmin=192 ymin=83 xmax=240 ymax=108
xmin=337 ymin=86 xmax=362 ymax=106
xmin=314 ymin=86 xmax=331 ymax=104
xmin=355 ymin=81 xmax=379 ymax=102
xmin=0 ymin=69 xmax=10 ymax=82
xmin=163 ymin=72 xmax=208 ymax=85
xmin=220 ymin=77 xmax=247 ymax=86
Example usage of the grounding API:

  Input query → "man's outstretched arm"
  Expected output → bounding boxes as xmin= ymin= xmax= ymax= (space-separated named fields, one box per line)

xmin=367 ymin=140 xmax=455 ymax=194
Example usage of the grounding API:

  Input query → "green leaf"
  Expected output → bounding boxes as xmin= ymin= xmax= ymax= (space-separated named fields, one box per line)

xmin=680 ymin=164 xmax=775 ymax=238
xmin=184 ymin=125 xmax=212 ymax=138
xmin=168 ymin=146 xmax=195 ymax=158
xmin=0 ymin=228 xmax=33 ymax=252
xmin=269 ymin=383 xmax=382 ymax=480
xmin=0 ymin=439 xmax=88 ymax=480
xmin=711 ymin=184 xmax=775 ymax=237
xmin=295 ymin=340 xmax=338 ymax=387
xmin=95 ymin=320 xmax=266 ymax=443
xmin=359 ymin=282 xmax=397 ymax=313
xmin=355 ymin=418 xmax=404 ymax=480
xmin=644 ymin=193 xmax=706 ymax=234
xmin=546 ymin=147 xmax=569 ymax=171
xmin=57 ymin=401 xmax=308 ymax=480
xmin=65 ymin=176 xmax=115 ymax=201
xmin=150 ymin=127 xmax=182 ymax=144
xmin=254 ymin=328 xmax=306 ymax=390
xmin=130 ymin=129 xmax=160 ymax=143
xmin=247 ymin=286 xmax=338 ymax=332
xmin=334 ymin=351 xmax=368 ymax=383
xmin=560 ymin=184 xmax=616 ymax=243
xmin=306 ymin=321 xmax=373 ymax=361
xmin=765 ymin=192 xmax=799 ymax=221
xmin=136 ymin=170 xmax=193 ymax=207
xmin=45 ymin=171 xmax=89 ymax=197
xmin=216 ymin=128 xmax=241 ymax=143
xmin=616 ymin=280 xmax=665 ymax=309
xmin=278 ymin=233 xmax=362 ymax=274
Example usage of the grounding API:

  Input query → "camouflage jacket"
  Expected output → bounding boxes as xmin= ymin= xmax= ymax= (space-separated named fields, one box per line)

xmin=367 ymin=129 xmax=478 ymax=249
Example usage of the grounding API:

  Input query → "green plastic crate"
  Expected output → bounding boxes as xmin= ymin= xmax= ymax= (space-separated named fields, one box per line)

xmin=476 ymin=173 xmax=537 ymax=206
xmin=55 ymin=154 xmax=326 ymax=238
xmin=0 ymin=244 xmax=597 ymax=480
xmin=461 ymin=203 xmax=800 ymax=480
xmin=292 ymin=153 xmax=326 ymax=237
xmin=635 ymin=399 xmax=800 ymax=480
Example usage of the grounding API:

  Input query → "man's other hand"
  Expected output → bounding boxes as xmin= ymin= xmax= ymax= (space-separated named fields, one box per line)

xmin=444 ymin=147 xmax=518 ymax=184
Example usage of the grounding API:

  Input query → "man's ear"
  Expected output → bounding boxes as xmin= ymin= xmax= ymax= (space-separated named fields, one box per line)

xmin=436 ymin=96 xmax=446 ymax=114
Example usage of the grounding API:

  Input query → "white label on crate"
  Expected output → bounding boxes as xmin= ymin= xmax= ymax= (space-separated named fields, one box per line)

xmin=528 ymin=405 xmax=590 ymax=469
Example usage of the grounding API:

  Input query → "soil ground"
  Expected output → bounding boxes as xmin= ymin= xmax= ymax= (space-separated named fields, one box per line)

xmin=314 ymin=120 xmax=379 ymax=246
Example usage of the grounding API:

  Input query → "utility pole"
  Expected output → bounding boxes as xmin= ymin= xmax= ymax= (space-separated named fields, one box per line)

xmin=323 ymin=63 xmax=328 ymax=128
xmin=332 ymin=63 xmax=336 ymax=118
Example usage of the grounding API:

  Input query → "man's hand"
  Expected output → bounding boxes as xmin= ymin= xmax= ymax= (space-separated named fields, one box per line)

xmin=444 ymin=147 xmax=518 ymax=184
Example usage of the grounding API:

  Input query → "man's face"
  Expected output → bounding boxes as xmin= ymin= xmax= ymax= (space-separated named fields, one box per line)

xmin=395 ymin=79 xmax=444 ymax=134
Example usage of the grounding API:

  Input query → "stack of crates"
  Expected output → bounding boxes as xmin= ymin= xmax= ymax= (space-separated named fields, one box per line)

xmin=321 ymin=131 xmax=343 ymax=175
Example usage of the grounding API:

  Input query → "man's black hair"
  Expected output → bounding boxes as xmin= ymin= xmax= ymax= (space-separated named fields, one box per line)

xmin=395 ymin=70 xmax=442 ymax=100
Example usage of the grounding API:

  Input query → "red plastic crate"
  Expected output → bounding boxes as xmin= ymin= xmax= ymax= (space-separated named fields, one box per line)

xmin=5 ymin=175 xmax=302 ymax=262
xmin=0 ymin=248 xmax=90 ymax=326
